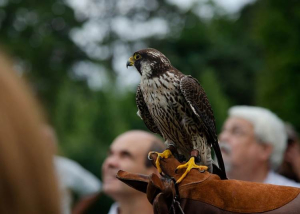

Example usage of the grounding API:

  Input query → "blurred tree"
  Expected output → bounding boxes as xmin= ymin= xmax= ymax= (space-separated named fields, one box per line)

xmin=253 ymin=0 xmax=300 ymax=130
xmin=0 ymin=0 xmax=90 ymax=116
xmin=3 ymin=0 xmax=300 ymax=212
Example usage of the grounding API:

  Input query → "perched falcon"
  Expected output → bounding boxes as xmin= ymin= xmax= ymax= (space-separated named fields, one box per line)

xmin=127 ymin=48 xmax=227 ymax=182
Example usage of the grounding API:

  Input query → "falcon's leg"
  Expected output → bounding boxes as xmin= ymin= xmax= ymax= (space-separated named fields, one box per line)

xmin=175 ymin=152 xmax=187 ymax=163
xmin=198 ymin=144 xmax=213 ymax=173
xmin=175 ymin=149 xmax=208 ymax=183
xmin=191 ymin=135 xmax=212 ymax=172
xmin=168 ymin=145 xmax=186 ymax=162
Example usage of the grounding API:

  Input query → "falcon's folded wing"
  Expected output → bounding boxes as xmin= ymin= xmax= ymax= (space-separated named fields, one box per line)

xmin=180 ymin=76 xmax=227 ymax=179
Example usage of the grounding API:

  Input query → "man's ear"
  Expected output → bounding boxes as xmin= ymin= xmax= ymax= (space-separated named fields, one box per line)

xmin=260 ymin=143 xmax=273 ymax=161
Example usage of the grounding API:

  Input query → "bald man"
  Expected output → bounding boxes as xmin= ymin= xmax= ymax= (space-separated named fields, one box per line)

xmin=102 ymin=130 xmax=165 ymax=214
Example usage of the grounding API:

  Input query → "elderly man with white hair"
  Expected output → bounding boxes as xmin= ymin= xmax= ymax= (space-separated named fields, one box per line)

xmin=219 ymin=106 xmax=300 ymax=187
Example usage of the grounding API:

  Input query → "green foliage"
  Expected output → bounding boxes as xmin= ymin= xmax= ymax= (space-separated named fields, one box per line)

xmin=2 ymin=0 xmax=300 ymax=212
xmin=253 ymin=0 xmax=300 ymax=129
xmin=53 ymin=80 xmax=146 ymax=175
xmin=199 ymin=69 xmax=231 ymax=132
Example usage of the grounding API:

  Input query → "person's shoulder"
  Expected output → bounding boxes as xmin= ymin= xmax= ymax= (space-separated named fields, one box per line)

xmin=55 ymin=155 xmax=82 ymax=169
xmin=265 ymin=171 xmax=300 ymax=188
xmin=54 ymin=155 xmax=101 ymax=192
xmin=55 ymin=155 xmax=77 ymax=164
xmin=54 ymin=155 xmax=89 ymax=177
xmin=107 ymin=203 xmax=119 ymax=214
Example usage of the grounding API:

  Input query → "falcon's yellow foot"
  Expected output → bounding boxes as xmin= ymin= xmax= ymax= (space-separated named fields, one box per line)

xmin=148 ymin=149 xmax=173 ymax=174
xmin=175 ymin=157 xmax=208 ymax=184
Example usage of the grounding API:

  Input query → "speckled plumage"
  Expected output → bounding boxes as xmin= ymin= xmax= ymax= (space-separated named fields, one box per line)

xmin=131 ymin=48 xmax=226 ymax=179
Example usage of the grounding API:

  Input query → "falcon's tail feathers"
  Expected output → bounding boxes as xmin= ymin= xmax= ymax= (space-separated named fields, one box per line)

xmin=213 ymin=139 xmax=227 ymax=180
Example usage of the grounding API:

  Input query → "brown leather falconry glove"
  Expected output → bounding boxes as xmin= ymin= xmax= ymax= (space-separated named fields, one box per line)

xmin=117 ymin=153 xmax=300 ymax=214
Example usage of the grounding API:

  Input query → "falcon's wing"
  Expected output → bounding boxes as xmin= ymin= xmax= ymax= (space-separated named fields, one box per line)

xmin=180 ymin=76 xmax=227 ymax=179
xmin=136 ymin=84 xmax=162 ymax=136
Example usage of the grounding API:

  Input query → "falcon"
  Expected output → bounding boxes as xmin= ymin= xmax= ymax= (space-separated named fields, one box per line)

xmin=126 ymin=48 xmax=227 ymax=183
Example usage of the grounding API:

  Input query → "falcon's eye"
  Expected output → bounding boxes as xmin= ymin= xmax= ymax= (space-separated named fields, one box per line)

xmin=134 ymin=54 xmax=141 ymax=60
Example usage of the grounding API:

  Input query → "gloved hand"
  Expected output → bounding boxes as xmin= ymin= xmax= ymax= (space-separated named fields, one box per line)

xmin=117 ymin=154 xmax=300 ymax=214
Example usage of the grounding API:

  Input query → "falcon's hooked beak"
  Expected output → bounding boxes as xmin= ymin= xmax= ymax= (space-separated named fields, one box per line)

xmin=126 ymin=56 xmax=135 ymax=68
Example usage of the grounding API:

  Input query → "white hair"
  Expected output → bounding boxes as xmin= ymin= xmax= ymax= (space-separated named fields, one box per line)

xmin=229 ymin=106 xmax=287 ymax=170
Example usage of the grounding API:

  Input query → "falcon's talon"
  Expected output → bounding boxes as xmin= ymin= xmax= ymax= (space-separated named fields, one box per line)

xmin=148 ymin=149 xmax=173 ymax=173
xmin=175 ymin=157 xmax=208 ymax=184
xmin=147 ymin=151 xmax=155 ymax=160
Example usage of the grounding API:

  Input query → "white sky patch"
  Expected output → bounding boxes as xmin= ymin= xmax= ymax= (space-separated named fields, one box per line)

xmin=85 ymin=45 xmax=111 ymax=61
xmin=193 ymin=3 xmax=215 ymax=19
xmin=65 ymin=0 xmax=154 ymax=20
xmin=167 ymin=0 xmax=256 ymax=14
xmin=0 ymin=0 xmax=8 ymax=7
xmin=213 ymin=0 xmax=256 ymax=13
xmin=64 ymin=0 xmax=88 ymax=10
xmin=64 ymin=0 xmax=106 ymax=20
xmin=111 ymin=17 xmax=169 ymax=41
xmin=70 ymin=20 xmax=109 ymax=47
xmin=69 ymin=20 xmax=110 ymax=60
xmin=71 ymin=61 xmax=108 ymax=91
xmin=112 ymin=43 xmax=141 ymax=91
xmin=116 ymin=0 xmax=149 ymax=15
xmin=166 ymin=0 xmax=198 ymax=11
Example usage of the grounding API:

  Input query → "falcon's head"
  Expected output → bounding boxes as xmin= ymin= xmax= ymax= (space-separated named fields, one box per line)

xmin=126 ymin=48 xmax=172 ymax=77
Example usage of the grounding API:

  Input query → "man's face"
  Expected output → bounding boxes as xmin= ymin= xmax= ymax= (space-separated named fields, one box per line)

xmin=219 ymin=117 xmax=268 ymax=179
xmin=102 ymin=132 xmax=153 ymax=199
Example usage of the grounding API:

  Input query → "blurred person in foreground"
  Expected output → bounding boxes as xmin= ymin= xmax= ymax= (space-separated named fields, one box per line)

xmin=278 ymin=123 xmax=300 ymax=182
xmin=219 ymin=106 xmax=300 ymax=187
xmin=43 ymin=125 xmax=102 ymax=214
xmin=0 ymin=52 xmax=60 ymax=213
xmin=102 ymin=130 xmax=165 ymax=214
